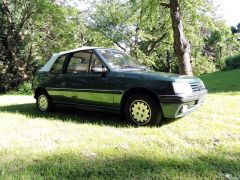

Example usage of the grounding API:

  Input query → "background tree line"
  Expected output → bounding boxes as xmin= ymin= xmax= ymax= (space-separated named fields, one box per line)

xmin=0 ymin=0 xmax=240 ymax=93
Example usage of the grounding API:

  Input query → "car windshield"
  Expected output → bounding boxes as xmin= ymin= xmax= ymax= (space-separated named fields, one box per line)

xmin=98 ymin=49 xmax=146 ymax=70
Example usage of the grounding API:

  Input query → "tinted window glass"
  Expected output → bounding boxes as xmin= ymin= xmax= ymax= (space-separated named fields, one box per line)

xmin=90 ymin=53 xmax=103 ymax=71
xmin=50 ymin=55 xmax=66 ymax=73
xmin=67 ymin=51 xmax=91 ymax=73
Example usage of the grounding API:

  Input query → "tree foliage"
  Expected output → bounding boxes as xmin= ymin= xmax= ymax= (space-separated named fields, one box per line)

xmin=0 ymin=0 xmax=87 ymax=92
xmin=0 ymin=0 xmax=240 ymax=93
xmin=88 ymin=0 xmax=240 ymax=75
xmin=231 ymin=22 xmax=240 ymax=34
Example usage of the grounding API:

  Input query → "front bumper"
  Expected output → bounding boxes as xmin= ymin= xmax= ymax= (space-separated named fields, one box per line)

xmin=159 ymin=89 xmax=208 ymax=118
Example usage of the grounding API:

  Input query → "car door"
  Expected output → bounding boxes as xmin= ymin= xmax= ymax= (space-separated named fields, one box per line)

xmin=46 ymin=54 xmax=68 ymax=102
xmin=59 ymin=50 xmax=114 ymax=108
xmin=81 ymin=52 xmax=114 ymax=107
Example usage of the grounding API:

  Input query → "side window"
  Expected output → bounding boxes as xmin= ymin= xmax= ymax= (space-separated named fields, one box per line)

xmin=67 ymin=51 xmax=91 ymax=73
xmin=50 ymin=55 xmax=66 ymax=74
xmin=90 ymin=53 xmax=104 ymax=72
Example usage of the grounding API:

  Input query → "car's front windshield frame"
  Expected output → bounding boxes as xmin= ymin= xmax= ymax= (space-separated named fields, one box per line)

xmin=96 ymin=48 xmax=146 ymax=71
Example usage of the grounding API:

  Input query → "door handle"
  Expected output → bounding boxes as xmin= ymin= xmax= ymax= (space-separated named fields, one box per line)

xmin=61 ymin=82 xmax=66 ymax=86
xmin=55 ymin=82 xmax=66 ymax=88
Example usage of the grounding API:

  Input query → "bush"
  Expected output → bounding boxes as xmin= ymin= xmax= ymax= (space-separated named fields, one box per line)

xmin=192 ymin=53 xmax=216 ymax=76
xmin=225 ymin=54 xmax=240 ymax=69
xmin=8 ymin=82 xmax=32 ymax=95
xmin=18 ymin=82 xmax=32 ymax=95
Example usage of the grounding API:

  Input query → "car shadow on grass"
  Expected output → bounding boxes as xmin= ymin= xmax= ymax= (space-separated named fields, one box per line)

xmin=0 ymin=103 xmax=127 ymax=127
xmin=0 ymin=103 xmax=176 ymax=127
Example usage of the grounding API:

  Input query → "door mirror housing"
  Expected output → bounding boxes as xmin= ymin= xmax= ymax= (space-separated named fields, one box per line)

xmin=92 ymin=67 xmax=107 ymax=74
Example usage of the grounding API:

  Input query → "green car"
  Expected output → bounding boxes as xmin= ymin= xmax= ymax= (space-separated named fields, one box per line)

xmin=32 ymin=47 xmax=207 ymax=126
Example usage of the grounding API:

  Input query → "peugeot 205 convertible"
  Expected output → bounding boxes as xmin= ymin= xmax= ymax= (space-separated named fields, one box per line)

xmin=32 ymin=47 xmax=207 ymax=126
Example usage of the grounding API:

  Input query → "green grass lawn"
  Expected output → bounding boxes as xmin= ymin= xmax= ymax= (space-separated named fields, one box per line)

xmin=0 ymin=69 xmax=240 ymax=179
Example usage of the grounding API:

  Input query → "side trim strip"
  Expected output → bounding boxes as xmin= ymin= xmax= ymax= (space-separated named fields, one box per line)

xmin=47 ymin=87 xmax=113 ymax=92
xmin=47 ymin=87 xmax=123 ymax=94
xmin=53 ymin=101 xmax=120 ymax=113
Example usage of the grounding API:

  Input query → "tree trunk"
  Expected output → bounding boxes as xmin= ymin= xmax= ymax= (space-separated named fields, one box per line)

xmin=169 ymin=0 xmax=193 ymax=75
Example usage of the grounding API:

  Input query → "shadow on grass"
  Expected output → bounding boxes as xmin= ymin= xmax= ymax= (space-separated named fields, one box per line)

xmin=0 ymin=103 xmax=127 ymax=127
xmin=2 ymin=151 xmax=240 ymax=179
xmin=0 ymin=103 xmax=176 ymax=127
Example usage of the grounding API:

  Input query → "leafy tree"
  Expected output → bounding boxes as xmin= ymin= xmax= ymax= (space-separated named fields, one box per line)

xmin=237 ymin=22 xmax=240 ymax=30
xmin=0 ymin=0 xmax=43 ymax=91
xmin=32 ymin=2 xmax=87 ymax=64
xmin=131 ymin=0 xmax=194 ymax=75
xmin=231 ymin=26 xmax=238 ymax=34
xmin=88 ymin=0 xmax=238 ymax=75
xmin=0 ymin=0 xmax=88 ymax=92
xmin=231 ymin=22 xmax=240 ymax=34
xmin=1 ymin=0 xmax=240 ymax=93
xmin=87 ymin=0 xmax=173 ymax=69
xmin=204 ymin=21 xmax=240 ymax=70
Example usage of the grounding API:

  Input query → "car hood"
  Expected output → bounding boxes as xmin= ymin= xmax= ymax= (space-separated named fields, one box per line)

xmin=115 ymin=70 xmax=201 ymax=82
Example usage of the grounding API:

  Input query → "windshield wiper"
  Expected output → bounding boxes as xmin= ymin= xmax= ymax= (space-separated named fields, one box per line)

xmin=119 ymin=65 xmax=146 ymax=69
xmin=119 ymin=65 xmax=136 ymax=69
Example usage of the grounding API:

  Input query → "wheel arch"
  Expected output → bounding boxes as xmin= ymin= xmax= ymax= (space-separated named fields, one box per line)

xmin=34 ymin=87 xmax=49 ymax=99
xmin=120 ymin=87 xmax=160 ymax=114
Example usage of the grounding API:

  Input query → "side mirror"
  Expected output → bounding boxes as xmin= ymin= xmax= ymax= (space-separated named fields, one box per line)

xmin=92 ymin=67 xmax=107 ymax=74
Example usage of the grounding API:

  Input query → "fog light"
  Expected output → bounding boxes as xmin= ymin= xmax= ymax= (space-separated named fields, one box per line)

xmin=181 ymin=105 xmax=188 ymax=113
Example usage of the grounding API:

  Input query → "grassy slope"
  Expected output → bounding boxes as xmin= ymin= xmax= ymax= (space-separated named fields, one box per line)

xmin=0 ymin=70 xmax=240 ymax=179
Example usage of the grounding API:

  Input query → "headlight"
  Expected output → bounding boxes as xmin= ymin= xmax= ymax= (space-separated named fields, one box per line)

xmin=172 ymin=82 xmax=193 ymax=94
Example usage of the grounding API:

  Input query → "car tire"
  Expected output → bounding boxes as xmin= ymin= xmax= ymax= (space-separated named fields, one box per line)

xmin=36 ymin=91 xmax=53 ymax=112
xmin=124 ymin=93 xmax=162 ymax=126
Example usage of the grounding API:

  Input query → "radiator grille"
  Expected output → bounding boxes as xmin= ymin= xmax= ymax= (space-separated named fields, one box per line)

xmin=189 ymin=81 xmax=204 ymax=92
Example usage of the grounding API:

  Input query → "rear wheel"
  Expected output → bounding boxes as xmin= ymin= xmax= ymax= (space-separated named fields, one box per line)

xmin=124 ymin=93 xmax=162 ymax=126
xmin=36 ymin=91 xmax=53 ymax=112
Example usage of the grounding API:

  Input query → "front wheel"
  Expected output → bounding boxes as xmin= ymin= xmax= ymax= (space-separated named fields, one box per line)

xmin=36 ymin=91 xmax=53 ymax=112
xmin=124 ymin=93 xmax=162 ymax=126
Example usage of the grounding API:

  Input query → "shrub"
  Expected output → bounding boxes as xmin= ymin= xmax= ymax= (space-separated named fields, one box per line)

xmin=225 ymin=54 xmax=240 ymax=69
xmin=192 ymin=53 xmax=216 ymax=76
xmin=18 ymin=82 xmax=32 ymax=95
xmin=8 ymin=82 xmax=32 ymax=95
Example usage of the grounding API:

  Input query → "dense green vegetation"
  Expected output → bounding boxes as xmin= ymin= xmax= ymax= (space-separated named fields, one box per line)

xmin=0 ymin=69 xmax=239 ymax=179
xmin=0 ymin=0 xmax=87 ymax=92
xmin=1 ymin=0 xmax=240 ymax=92
xmin=225 ymin=54 xmax=240 ymax=69
xmin=7 ymin=82 xmax=32 ymax=95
